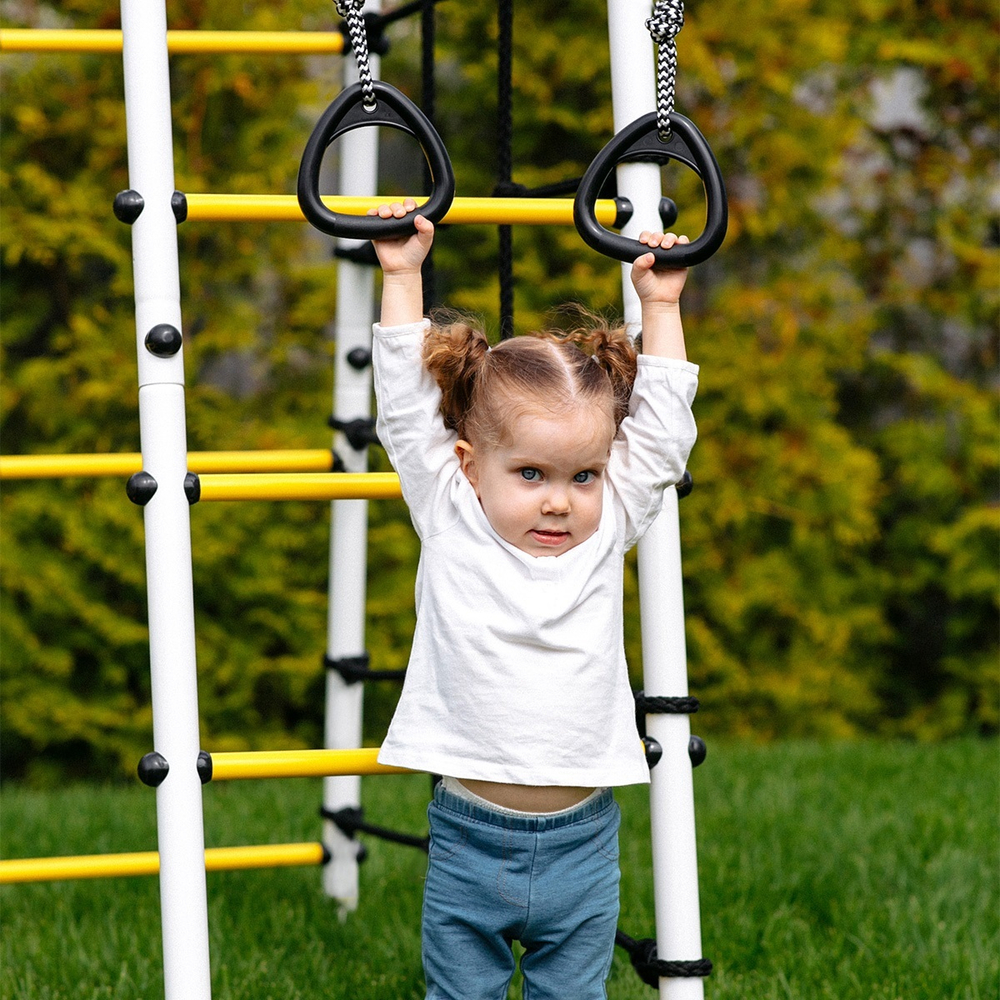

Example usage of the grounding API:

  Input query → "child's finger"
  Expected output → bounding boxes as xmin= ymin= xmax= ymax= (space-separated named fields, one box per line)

xmin=632 ymin=250 xmax=656 ymax=270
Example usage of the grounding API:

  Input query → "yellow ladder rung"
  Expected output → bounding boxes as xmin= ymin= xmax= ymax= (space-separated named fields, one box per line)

xmin=0 ymin=842 xmax=326 ymax=884
xmin=208 ymin=747 xmax=415 ymax=780
xmin=0 ymin=29 xmax=345 ymax=55
xmin=184 ymin=194 xmax=624 ymax=227
xmin=0 ymin=449 xmax=336 ymax=480
xmin=198 ymin=472 xmax=402 ymax=502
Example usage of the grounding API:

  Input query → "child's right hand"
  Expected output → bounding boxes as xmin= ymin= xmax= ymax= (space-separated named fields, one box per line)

xmin=369 ymin=199 xmax=435 ymax=275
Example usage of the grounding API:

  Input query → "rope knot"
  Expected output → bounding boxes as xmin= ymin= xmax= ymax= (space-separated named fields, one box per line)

xmin=334 ymin=0 xmax=365 ymax=15
xmin=645 ymin=0 xmax=685 ymax=43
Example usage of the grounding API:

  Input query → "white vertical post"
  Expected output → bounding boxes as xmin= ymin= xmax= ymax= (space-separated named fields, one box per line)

xmin=606 ymin=1 xmax=707 ymax=997
xmin=321 ymin=6 xmax=382 ymax=915
xmin=120 ymin=1 xmax=212 ymax=998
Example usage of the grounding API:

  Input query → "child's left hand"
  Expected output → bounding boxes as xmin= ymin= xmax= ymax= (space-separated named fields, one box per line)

xmin=630 ymin=231 xmax=690 ymax=306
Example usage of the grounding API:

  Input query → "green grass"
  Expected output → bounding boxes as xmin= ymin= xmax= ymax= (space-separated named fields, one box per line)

xmin=1 ymin=740 xmax=997 ymax=999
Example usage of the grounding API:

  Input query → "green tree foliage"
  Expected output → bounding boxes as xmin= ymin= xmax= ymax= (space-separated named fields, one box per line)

xmin=2 ymin=0 xmax=996 ymax=782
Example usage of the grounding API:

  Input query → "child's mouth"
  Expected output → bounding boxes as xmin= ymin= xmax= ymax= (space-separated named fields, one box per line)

xmin=531 ymin=529 xmax=569 ymax=546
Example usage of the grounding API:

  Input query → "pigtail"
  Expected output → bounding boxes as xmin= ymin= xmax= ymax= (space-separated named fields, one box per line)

xmin=583 ymin=324 xmax=638 ymax=428
xmin=544 ymin=307 xmax=638 ymax=428
xmin=422 ymin=315 xmax=490 ymax=436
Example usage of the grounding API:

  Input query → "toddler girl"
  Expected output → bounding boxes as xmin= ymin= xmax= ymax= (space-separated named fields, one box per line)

xmin=369 ymin=199 xmax=698 ymax=999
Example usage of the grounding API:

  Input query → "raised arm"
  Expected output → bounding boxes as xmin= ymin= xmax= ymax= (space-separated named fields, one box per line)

xmin=369 ymin=198 xmax=435 ymax=326
xmin=629 ymin=231 xmax=691 ymax=361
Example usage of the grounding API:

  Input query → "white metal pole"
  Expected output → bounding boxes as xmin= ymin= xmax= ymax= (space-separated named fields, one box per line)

xmin=321 ymin=7 xmax=381 ymax=915
xmin=606 ymin=2 xmax=707 ymax=997
xmin=120 ymin=1 xmax=212 ymax=997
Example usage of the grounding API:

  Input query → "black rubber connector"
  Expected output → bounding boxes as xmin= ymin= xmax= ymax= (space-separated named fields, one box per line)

xmin=643 ymin=737 xmax=663 ymax=769
xmin=689 ymin=735 xmax=708 ymax=767
xmin=171 ymin=191 xmax=188 ymax=224
xmin=113 ymin=189 xmax=144 ymax=224
xmin=138 ymin=751 xmax=170 ymax=787
xmin=144 ymin=323 xmax=183 ymax=358
xmin=197 ymin=751 xmax=213 ymax=784
xmin=613 ymin=196 xmax=634 ymax=230
xmin=126 ymin=471 xmax=158 ymax=506
xmin=333 ymin=241 xmax=381 ymax=266
xmin=346 ymin=347 xmax=372 ymax=371
xmin=676 ymin=469 xmax=693 ymax=499
xmin=659 ymin=197 xmax=678 ymax=228
xmin=184 ymin=473 xmax=201 ymax=504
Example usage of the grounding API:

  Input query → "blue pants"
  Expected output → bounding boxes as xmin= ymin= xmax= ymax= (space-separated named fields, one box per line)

xmin=422 ymin=783 xmax=621 ymax=1000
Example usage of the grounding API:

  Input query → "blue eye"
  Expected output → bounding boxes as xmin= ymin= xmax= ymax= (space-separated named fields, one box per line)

xmin=520 ymin=468 xmax=541 ymax=482
xmin=573 ymin=470 xmax=597 ymax=484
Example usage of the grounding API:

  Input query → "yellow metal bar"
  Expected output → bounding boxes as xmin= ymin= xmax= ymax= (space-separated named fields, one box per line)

xmin=198 ymin=472 xmax=402 ymax=502
xmin=184 ymin=194 xmax=624 ymax=227
xmin=0 ymin=842 xmax=325 ymax=884
xmin=0 ymin=29 xmax=344 ymax=54
xmin=208 ymin=747 xmax=415 ymax=780
xmin=0 ymin=449 xmax=335 ymax=480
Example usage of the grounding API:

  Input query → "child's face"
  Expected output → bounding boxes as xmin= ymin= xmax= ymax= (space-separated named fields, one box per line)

xmin=457 ymin=403 xmax=614 ymax=558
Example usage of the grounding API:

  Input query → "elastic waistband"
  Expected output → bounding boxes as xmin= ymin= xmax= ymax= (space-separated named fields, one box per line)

xmin=432 ymin=783 xmax=615 ymax=832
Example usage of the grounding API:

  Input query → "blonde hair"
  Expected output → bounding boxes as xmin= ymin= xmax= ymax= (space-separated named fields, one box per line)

xmin=422 ymin=309 xmax=638 ymax=449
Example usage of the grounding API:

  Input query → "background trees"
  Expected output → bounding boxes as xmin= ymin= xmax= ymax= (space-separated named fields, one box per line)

xmin=2 ymin=0 xmax=996 ymax=782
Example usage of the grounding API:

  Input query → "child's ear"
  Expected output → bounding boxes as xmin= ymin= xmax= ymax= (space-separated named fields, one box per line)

xmin=455 ymin=440 xmax=479 ymax=492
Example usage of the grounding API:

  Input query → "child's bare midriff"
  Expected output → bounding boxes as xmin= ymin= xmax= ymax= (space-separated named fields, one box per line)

xmin=460 ymin=779 xmax=596 ymax=812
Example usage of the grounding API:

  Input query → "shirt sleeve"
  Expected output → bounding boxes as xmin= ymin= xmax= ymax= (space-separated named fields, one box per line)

xmin=372 ymin=320 xmax=462 ymax=539
xmin=607 ymin=353 xmax=699 ymax=549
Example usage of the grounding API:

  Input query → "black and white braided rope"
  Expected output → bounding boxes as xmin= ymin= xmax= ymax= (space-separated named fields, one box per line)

xmin=336 ymin=0 xmax=378 ymax=111
xmin=645 ymin=0 xmax=685 ymax=139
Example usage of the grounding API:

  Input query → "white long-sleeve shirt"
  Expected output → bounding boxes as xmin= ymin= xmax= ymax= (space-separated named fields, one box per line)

xmin=374 ymin=320 xmax=698 ymax=786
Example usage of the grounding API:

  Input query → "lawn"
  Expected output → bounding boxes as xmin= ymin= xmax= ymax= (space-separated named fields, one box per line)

xmin=1 ymin=739 xmax=996 ymax=999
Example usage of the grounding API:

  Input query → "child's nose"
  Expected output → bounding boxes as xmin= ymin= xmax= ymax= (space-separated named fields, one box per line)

xmin=542 ymin=485 xmax=570 ymax=514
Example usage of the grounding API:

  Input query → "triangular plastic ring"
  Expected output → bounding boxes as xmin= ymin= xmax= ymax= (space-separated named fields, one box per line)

xmin=574 ymin=112 xmax=727 ymax=268
xmin=298 ymin=81 xmax=455 ymax=239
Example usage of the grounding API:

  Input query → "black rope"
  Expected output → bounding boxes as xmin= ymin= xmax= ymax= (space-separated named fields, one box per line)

xmin=324 ymin=653 xmax=407 ymax=685
xmin=495 ymin=0 xmax=515 ymax=339
xmin=379 ymin=0 xmax=447 ymax=29
xmin=328 ymin=415 xmax=380 ymax=451
xmin=420 ymin=0 xmax=437 ymax=310
xmin=322 ymin=805 xmax=430 ymax=852
xmin=616 ymin=930 xmax=713 ymax=986
xmin=635 ymin=692 xmax=700 ymax=715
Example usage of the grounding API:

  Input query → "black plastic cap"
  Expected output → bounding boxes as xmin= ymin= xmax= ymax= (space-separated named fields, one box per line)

xmin=184 ymin=473 xmax=201 ymax=505
xmin=688 ymin=735 xmax=708 ymax=767
xmin=676 ymin=469 xmax=693 ymax=499
xmin=113 ymin=189 xmax=144 ymax=224
xmin=346 ymin=347 xmax=372 ymax=371
xmin=171 ymin=191 xmax=188 ymax=224
xmin=643 ymin=736 xmax=663 ymax=769
xmin=138 ymin=751 xmax=170 ymax=787
xmin=126 ymin=471 xmax=158 ymax=506
xmin=333 ymin=240 xmax=381 ymax=267
xmin=659 ymin=197 xmax=679 ymax=228
xmin=197 ymin=750 xmax=213 ymax=784
xmin=613 ymin=197 xmax=634 ymax=230
xmin=144 ymin=323 xmax=182 ymax=358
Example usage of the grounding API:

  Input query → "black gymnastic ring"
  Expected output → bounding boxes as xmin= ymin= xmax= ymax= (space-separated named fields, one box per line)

xmin=297 ymin=80 xmax=455 ymax=239
xmin=574 ymin=111 xmax=727 ymax=268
